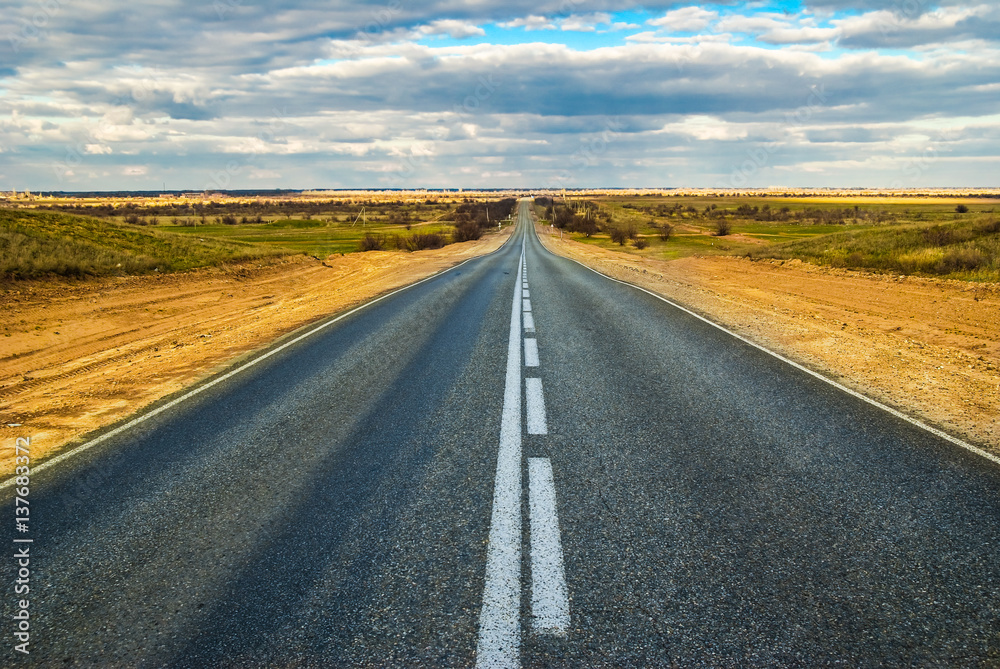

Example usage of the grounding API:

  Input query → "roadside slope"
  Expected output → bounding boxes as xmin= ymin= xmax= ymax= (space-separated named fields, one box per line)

xmin=0 ymin=229 xmax=512 ymax=471
xmin=535 ymin=223 xmax=999 ymax=455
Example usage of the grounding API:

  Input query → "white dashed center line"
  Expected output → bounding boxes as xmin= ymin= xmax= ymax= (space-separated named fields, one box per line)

xmin=525 ymin=377 xmax=548 ymax=435
xmin=524 ymin=338 xmax=539 ymax=367
xmin=528 ymin=457 xmax=570 ymax=636
xmin=522 ymin=298 xmax=532 ymax=312
xmin=523 ymin=312 xmax=535 ymax=333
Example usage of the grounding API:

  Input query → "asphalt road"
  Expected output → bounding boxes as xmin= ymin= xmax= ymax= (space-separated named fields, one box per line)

xmin=4 ymin=200 xmax=1000 ymax=667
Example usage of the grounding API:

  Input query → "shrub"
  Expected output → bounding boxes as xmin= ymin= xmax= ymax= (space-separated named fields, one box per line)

xmin=399 ymin=232 xmax=446 ymax=251
xmin=633 ymin=237 xmax=649 ymax=249
xmin=608 ymin=227 xmax=627 ymax=245
xmin=922 ymin=225 xmax=953 ymax=246
xmin=658 ymin=223 xmax=674 ymax=241
xmin=955 ymin=204 xmax=969 ymax=214
xmin=714 ymin=219 xmax=732 ymax=236
xmin=358 ymin=233 xmax=386 ymax=251
xmin=453 ymin=219 xmax=482 ymax=242
xmin=940 ymin=248 xmax=985 ymax=272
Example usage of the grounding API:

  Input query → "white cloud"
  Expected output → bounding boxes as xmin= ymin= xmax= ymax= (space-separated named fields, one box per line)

xmin=1 ymin=0 xmax=997 ymax=189
xmin=499 ymin=15 xmax=556 ymax=31
xmin=648 ymin=7 xmax=718 ymax=33
xmin=558 ymin=13 xmax=613 ymax=32
xmin=417 ymin=20 xmax=486 ymax=39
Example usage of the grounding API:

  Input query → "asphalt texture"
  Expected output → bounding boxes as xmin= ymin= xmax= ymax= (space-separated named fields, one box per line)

xmin=4 ymin=200 xmax=1000 ymax=667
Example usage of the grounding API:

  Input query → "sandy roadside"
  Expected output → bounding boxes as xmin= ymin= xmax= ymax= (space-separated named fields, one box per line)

xmin=0 ymin=228 xmax=513 ymax=474
xmin=535 ymin=223 xmax=1000 ymax=456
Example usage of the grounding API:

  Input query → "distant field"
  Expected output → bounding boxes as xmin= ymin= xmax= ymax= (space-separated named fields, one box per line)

xmin=165 ymin=217 xmax=458 ymax=257
xmin=538 ymin=195 xmax=1000 ymax=282
xmin=0 ymin=209 xmax=280 ymax=281
xmin=1 ymin=197 xmax=515 ymax=281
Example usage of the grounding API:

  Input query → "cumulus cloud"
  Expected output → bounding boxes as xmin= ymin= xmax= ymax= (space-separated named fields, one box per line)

xmin=499 ymin=15 xmax=557 ymax=31
xmin=648 ymin=7 xmax=718 ymax=32
xmin=1 ymin=0 xmax=997 ymax=189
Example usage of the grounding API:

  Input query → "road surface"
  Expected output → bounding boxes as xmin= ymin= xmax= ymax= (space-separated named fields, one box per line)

xmin=4 ymin=200 xmax=1000 ymax=666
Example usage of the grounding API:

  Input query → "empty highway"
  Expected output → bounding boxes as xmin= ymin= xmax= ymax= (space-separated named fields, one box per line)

xmin=4 ymin=200 xmax=1000 ymax=666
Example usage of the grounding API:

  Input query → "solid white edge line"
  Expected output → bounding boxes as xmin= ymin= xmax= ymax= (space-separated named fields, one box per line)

xmin=1 ymin=234 xmax=519 ymax=493
xmin=525 ymin=377 xmax=548 ymax=435
xmin=524 ymin=338 xmax=540 ymax=368
xmin=528 ymin=457 xmax=570 ymax=636
xmin=559 ymin=255 xmax=1000 ymax=468
xmin=476 ymin=249 xmax=525 ymax=668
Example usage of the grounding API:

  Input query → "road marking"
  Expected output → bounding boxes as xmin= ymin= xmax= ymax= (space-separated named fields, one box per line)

xmin=522 ymin=282 xmax=528 ymax=289
xmin=522 ymin=298 xmax=532 ymax=313
xmin=564 ymin=257 xmax=1000 ymax=468
xmin=524 ymin=338 xmax=539 ymax=367
xmin=523 ymin=289 xmax=530 ymax=298
xmin=523 ymin=312 xmax=535 ymax=333
xmin=528 ymin=458 xmax=570 ymax=636
xmin=476 ymin=250 xmax=524 ymax=669
xmin=0 ymin=240 xmax=518 ymax=494
xmin=525 ymin=378 xmax=548 ymax=435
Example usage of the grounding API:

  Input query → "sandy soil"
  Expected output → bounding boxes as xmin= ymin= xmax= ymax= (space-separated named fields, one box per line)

xmin=535 ymin=224 xmax=1000 ymax=456
xmin=0 ymin=229 xmax=512 ymax=473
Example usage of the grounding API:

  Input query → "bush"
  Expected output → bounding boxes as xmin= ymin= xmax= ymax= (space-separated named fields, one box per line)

xmin=922 ymin=225 xmax=953 ymax=246
xmin=955 ymin=204 xmax=969 ymax=214
xmin=940 ymin=248 xmax=985 ymax=272
xmin=398 ymin=233 xmax=446 ymax=251
xmin=608 ymin=224 xmax=637 ymax=246
xmin=658 ymin=223 xmax=674 ymax=241
xmin=453 ymin=219 xmax=482 ymax=242
xmin=633 ymin=237 xmax=649 ymax=249
xmin=714 ymin=219 xmax=732 ymax=236
xmin=358 ymin=233 xmax=386 ymax=251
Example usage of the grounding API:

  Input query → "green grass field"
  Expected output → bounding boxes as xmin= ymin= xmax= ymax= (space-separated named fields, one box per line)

xmin=1 ymin=201 xmax=505 ymax=281
xmin=539 ymin=196 xmax=1000 ymax=281
xmin=0 ymin=209 xmax=282 ymax=281
xmin=165 ymin=218 xmax=458 ymax=257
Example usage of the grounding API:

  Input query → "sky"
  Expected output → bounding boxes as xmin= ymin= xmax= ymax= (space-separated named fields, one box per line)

xmin=0 ymin=0 xmax=998 ymax=190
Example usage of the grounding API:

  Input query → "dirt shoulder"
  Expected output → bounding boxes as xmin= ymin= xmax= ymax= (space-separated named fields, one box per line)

xmin=536 ymin=224 xmax=999 ymax=456
xmin=0 ymin=229 xmax=513 ymax=473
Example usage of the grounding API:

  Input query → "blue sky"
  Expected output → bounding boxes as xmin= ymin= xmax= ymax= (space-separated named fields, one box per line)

xmin=0 ymin=0 xmax=997 ymax=190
